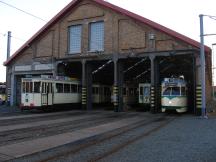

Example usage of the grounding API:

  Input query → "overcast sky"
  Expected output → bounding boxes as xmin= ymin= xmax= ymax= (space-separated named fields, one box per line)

xmin=0 ymin=0 xmax=216 ymax=83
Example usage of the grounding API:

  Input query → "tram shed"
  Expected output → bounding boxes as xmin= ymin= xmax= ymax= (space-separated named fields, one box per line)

xmin=4 ymin=0 xmax=212 ymax=114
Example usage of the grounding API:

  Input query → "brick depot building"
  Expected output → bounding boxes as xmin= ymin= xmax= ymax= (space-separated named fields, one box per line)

xmin=4 ymin=0 xmax=212 ymax=114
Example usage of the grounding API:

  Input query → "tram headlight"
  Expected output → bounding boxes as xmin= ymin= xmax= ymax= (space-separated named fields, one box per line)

xmin=169 ymin=101 xmax=172 ymax=104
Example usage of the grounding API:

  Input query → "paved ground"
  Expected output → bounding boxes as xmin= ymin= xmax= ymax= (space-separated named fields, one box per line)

xmin=0 ymin=106 xmax=216 ymax=162
xmin=100 ymin=115 xmax=216 ymax=162
xmin=0 ymin=105 xmax=21 ymax=115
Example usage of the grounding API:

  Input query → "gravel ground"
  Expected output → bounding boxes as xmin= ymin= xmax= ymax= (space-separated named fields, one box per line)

xmin=100 ymin=115 xmax=216 ymax=162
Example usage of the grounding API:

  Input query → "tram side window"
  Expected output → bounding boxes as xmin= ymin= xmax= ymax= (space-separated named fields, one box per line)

xmin=93 ymin=87 xmax=99 ymax=95
xmin=22 ymin=82 xmax=25 ymax=93
xmin=71 ymin=84 xmax=77 ymax=93
xmin=56 ymin=83 xmax=63 ymax=93
xmin=181 ymin=87 xmax=186 ymax=95
xmin=64 ymin=84 xmax=70 ymax=93
xmin=140 ymin=87 xmax=143 ymax=95
xmin=34 ymin=82 xmax=41 ymax=93
xmin=26 ymin=82 xmax=33 ymax=93
xmin=78 ymin=85 xmax=82 ymax=93
xmin=104 ymin=87 xmax=111 ymax=96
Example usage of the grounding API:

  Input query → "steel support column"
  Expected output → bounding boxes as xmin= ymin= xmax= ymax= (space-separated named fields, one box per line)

xmin=113 ymin=54 xmax=124 ymax=112
xmin=118 ymin=61 xmax=124 ymax=112
xmin=195 ymin=56 xmax=202 ymax=115
xmin=150 ymin=55 xmax=158 ymax=113
xmin=81 ymin=60 xmax=87 ymax=109
xmin=113 ymin=59 xmax=119 ymax=111
xmin=86 ymin=62 xmax=92 ymax=111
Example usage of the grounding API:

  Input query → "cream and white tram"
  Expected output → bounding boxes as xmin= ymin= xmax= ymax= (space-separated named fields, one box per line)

xmin=138 ymin=83 xmax=151 ymax=105
xmin=161 ymin=78 xmax=187 ymax=113
xmin=92 ymin=84 xmax=111 ymax=103
xmin=123 ymin=84 xmax=138 ymax=105
xmin=21 ymin=78 xmax=81 ymax=109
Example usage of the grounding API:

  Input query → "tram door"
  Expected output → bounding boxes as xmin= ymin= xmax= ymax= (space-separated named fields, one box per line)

xmin=41 ymin=82 xmax=53 ymax=106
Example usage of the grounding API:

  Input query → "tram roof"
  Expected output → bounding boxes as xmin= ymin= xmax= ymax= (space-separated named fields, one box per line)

xmin=22 ymin=78 xmax=80 ymax=83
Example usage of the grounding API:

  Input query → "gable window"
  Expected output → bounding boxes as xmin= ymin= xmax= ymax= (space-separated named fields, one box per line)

xmin=89 ymin=21 xmax=104 ymax=52
xmin=69 ymin=25 xmax=82 ymax=54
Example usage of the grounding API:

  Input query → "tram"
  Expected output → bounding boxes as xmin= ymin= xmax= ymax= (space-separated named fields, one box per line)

xmin=123 ymin=84 xmax=138 ymax=105
xmin=92 ymin=84 xmax=111 ymax=103
xmin=138 ymin=83 xmax=151 ymax=105
xmin=21 ymin=78 xmax=81 ymax=109
xmin=111 ymin=84 xmax=138 ymax=105
xmin=161 ymin=77 xmax=188 ymax=113
xmin=0 ymin=83 xmax=6 ymax=105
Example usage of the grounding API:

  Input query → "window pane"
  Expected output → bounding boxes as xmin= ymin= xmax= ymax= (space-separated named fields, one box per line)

xmin=171 ymin=87 xmax=180 ymax=96
xmin=56 ymin=83 xmax=63 ymax=93
xmin=90 ymin=21 xmax=104 ymax=51
xmin=78 ymin=85 xmax=82 ymax=93
xmin=69 ymin=25 xmax=82 ymax=54
xmin=143 ymin=87 xmax=150 ymax=96
xmin=181 ymin=87 xmax=186 ymax=95
xmin=140 ymin=87 xmax=143 ymax=95
xmin=104 ymin=87 xmax=110 ymax=96
xmin=26 ymin=82 xmax=30 ymax=93
xmin=34 ymin=82 xmax=41 ymax=93
xmin=163 ymin=87 xmax=171 ymax=96
xmin=22 ymin=82 xmax=25 ymax=93
xmin=71 ymin=84 xmax=77 ymax=93
xmin=64 ymin=84 xmax=70 ymax=93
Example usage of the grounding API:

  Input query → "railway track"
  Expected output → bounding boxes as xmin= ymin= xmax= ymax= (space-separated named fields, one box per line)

xmin=0 ymin=111 xmax=93 ymax=126
xmin=0 ymin=112 xmax=138 ymax=146
xmin=14 ymin=114 xmax=174 ymax=162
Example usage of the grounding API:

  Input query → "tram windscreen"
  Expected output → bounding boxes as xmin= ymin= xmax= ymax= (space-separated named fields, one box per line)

xmin=163 ymin=87 xmax=180 ymax=96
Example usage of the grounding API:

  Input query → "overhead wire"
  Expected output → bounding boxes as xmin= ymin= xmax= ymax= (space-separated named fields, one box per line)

xmin=0 ymin=0 xmax=47 ymax=22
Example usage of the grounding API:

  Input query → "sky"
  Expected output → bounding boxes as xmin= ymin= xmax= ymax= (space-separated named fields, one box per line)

xmin=0 ymin=0 xmax=216 ymax=83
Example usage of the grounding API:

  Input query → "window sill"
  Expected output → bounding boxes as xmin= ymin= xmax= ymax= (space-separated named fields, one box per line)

xmin=87 ymin=50 xmax=104 ymax=54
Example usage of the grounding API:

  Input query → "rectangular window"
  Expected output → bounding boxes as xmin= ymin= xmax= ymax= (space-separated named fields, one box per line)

xmin=34 ymin=82 xmax=41 ymax=93
xmin=64 ymin=84 xmax=70 ymax=93
xmin=56 ymin=83 xmax=63 ymax=93
xmin=71 ymin=84 xmax=77 ymax=93
xmin=22 ymin=82 xmax=26 ymax=93
xmin=89 ymin=21 xmax=104 ymax=52
xmin=92 ymin=87 xmax=99 ymax=95
xmin=26 ymin=82 xmax=32 ymax=93
xmin=69 ymin=25 xmax=82 ymax=54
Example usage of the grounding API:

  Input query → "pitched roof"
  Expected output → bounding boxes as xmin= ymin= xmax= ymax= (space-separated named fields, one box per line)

xmin=4 ymin=0 xmax=211 ymax=66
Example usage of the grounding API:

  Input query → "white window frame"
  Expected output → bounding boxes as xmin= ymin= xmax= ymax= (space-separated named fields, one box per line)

xmin=69 ymin=24 xmax=82 ymax=54
xmin=89 ymin=21 xmax=104 ymax=52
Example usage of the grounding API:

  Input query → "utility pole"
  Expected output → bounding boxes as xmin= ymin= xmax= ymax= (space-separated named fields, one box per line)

xmin=6 ymin=31 xmax=11 ymax=105
xmin=7 ymin=31 xmax=11 ymax=59
xmin=199 ymin=15 xmax=207 ymax=118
